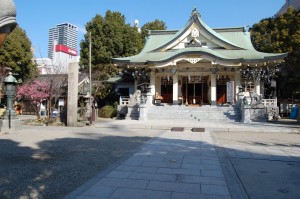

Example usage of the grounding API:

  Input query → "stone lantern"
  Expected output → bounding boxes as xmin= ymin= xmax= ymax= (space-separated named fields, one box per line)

xmin=0 ymin=72 xmax=20 ymax=132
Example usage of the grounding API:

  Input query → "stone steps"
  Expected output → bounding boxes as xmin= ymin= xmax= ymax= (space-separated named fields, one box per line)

xmin=146 ymin=105 xmax=241 ymax=122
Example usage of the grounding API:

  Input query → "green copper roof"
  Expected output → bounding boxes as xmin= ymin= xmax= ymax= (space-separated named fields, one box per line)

xmin=113 ymin=7 xmax=287 ymax=65
xmin=114 ymin=48 xmax=287 ymax=64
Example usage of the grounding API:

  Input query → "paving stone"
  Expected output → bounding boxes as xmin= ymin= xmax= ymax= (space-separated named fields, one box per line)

xmin=142 ymin=161 xmax=181 ymax=168
xmin=172 ymin=192 xmax=231 ymax=199
xmin=123 ymin=159 xmax=143 ymax=166
xmin=115 ymin=165 xmax=157 ymax=173
xmin=201 ymin=169 xmax=224 ymax=178
xmin=129 ymin=172 xmax=177 ymax=182
xmin=76 ymin=196 xmax=109 ymax=199
xmin=95 ymin=177 xmax=148 ymax=189
xmin=177 ymin=175 xmax=227 ymax=186
xmin=184 ymin=155 xmax=219 ymax=161
xmin=147 ymin=180 xmax=201 ymax=193
xmin=157 ymin=168 xmax=201 ymax=176
xmin=111 ymin=188 xmax=172 ymax=199
xmin=182 ymin=158 xmax=201 ymax=165
xmin=126 ymin=156 xmax=165 ymax=162
xmin=201 ymin=184 xmax=231 ymax=196
xmin=106 ymin=171 xmax=132 ymax=178
xmin=80 ymin=185 xmax=116 ymax=198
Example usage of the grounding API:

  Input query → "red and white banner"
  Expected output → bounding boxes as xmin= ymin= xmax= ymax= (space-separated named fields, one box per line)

xmin=55 ymin=44 xmax=78 ymax=56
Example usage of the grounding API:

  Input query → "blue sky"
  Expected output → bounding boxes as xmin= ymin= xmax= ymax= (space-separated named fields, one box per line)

xmin=14 ymin=0 xmax=285 ymax=58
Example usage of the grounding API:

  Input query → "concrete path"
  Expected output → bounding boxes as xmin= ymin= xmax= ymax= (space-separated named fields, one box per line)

xmin=64 ymin=129 xmax=232 ymax=199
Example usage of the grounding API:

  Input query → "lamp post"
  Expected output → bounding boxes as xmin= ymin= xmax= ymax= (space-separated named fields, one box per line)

xmin=89 ymin=31 xmax=93 ymax=124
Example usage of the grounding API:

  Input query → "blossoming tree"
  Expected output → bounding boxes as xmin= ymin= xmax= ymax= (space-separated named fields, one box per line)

xmin=16 ymin=80 xmax=50 ymax=119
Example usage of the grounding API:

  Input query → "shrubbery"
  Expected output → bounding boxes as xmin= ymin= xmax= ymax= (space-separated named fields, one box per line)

xmin=99 ymin=105 xmax=117 ymax=118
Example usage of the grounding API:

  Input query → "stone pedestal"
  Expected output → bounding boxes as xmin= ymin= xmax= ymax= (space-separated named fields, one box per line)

xmin=126 ymin=105 xmax=139 ymax=120
xmin=242 ymin=105 xmax=251 ymax=123
xmin=139 ymin=105 xmax=147 ymax=121
xmin=145 ymin=93 xmax=153 ymax=105
xmin=0 ymin=110 xmax=20 ymax=133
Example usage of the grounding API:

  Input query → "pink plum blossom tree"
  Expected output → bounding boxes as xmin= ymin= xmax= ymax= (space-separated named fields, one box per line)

xmin=16 ymin=80 xmax=50 ymax=119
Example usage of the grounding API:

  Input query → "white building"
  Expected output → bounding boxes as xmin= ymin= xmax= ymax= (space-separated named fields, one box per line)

xmin=36 ymin=42 xmax=79 ymax=74
xmin=36 ymin=58 xmax=53 ymax=74
xmin=52 ymin=41 xmax=79 ymax=74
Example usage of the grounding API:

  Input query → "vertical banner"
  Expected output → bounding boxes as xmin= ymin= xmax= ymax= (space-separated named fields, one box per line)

xmin=227 ymin=81 xmax=234 ymax=104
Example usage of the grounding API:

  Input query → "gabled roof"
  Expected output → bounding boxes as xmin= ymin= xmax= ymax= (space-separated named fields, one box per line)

xmin=113 ymin=7 xmax=287 ymax=66
xmin=150 ymin=8 xmax=244 ymax=52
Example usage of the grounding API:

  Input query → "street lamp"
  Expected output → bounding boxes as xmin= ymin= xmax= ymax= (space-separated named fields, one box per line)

xmin=88 ymin=31 xmax=93 ymax=124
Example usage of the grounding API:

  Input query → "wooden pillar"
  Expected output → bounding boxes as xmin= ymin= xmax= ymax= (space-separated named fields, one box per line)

xmin=150 ymin=72 xmax=155 ymax=95
xmin=255 ymin=81 xmax=261 ymax=95
xmin=235 ymin=70 xmax=241 ymax=101
xmin=173 ymin=73 xmax=178 ymax=105
xmin=211 ymin=74 xmax=217 ymax=106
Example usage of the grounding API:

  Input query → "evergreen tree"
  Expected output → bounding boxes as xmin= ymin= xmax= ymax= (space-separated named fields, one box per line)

xmin=140 ymin=19 xmax=167 ymax=42
xmin=80 ymin=11 xmax=143 ymax=79
xmin=80 ymin=11 xmax=143 ymax=103
xmin=0 ymin=26 xmax=37 ymax=81
xmin=250 ymin=8 xmax=300 ymax=98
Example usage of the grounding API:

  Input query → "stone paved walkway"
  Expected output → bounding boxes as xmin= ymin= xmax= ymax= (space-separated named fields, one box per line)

xmin=64 ymin=130 xmax=231 ymax=199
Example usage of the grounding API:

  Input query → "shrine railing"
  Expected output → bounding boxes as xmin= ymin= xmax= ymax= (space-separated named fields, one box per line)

xmin=262 ymin=98 xmax=277 ymax=107
xmin=119 ymin=96 xmax=129 ymax=105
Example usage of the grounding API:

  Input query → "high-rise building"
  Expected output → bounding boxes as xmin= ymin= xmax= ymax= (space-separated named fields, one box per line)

xmin=48 ymin=23 xmax=78 ymax=59
xmin=276 ymin=0 xmax=300 ymax=16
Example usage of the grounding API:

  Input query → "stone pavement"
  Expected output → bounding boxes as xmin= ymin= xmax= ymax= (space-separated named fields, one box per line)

xmin=63 ymin=118 xmax=299 ymax=199
xmin=93 ymin=118 xmax=299 ymax=133
xmin=211 ymin=130 xmax=300 ymax=199
xmin=64 ymin=128 xmax=231 ymax=199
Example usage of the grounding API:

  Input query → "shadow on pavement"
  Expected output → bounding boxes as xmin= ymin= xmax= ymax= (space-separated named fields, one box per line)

xmin=212 ymin=131 xmax=300 ymax=199
xmin=0 ymin=135 xmax=151 ymax=199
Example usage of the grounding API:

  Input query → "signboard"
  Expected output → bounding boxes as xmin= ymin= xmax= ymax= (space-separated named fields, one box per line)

xmin=58 ymin=98 xmax=64 ymax=106
xmin=226 ymin=81 xmax=235 ymax=103
xmin=55 ymin=44 xmax=78 ymax=56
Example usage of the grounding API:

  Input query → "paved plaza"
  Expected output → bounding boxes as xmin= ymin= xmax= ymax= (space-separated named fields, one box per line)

xmin=65 ymin=128 xmax=231 ymax=199
xmin=64 ymin=118 xmax=300 ymax=199
xmin=1 ymin=116 xmax=299 ymax=199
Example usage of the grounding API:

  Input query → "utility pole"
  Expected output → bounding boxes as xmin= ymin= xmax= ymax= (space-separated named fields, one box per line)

xmin=89 ymin=31 xmax=92 ymax=124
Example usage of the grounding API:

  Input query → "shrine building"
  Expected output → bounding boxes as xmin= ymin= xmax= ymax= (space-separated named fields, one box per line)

xmin=113 ymin=7 xmax=287 ymax=106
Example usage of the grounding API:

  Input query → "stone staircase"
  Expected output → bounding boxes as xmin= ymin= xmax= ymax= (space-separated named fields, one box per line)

xmin=146 ymin=105 xmax=241 ymax=122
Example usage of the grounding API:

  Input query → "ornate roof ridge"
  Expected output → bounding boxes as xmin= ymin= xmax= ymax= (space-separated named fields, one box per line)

xmin=213 ymin=27 xmax=245 ymax=32
xmin=148 ymin=30 xmax=178 ymax=35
